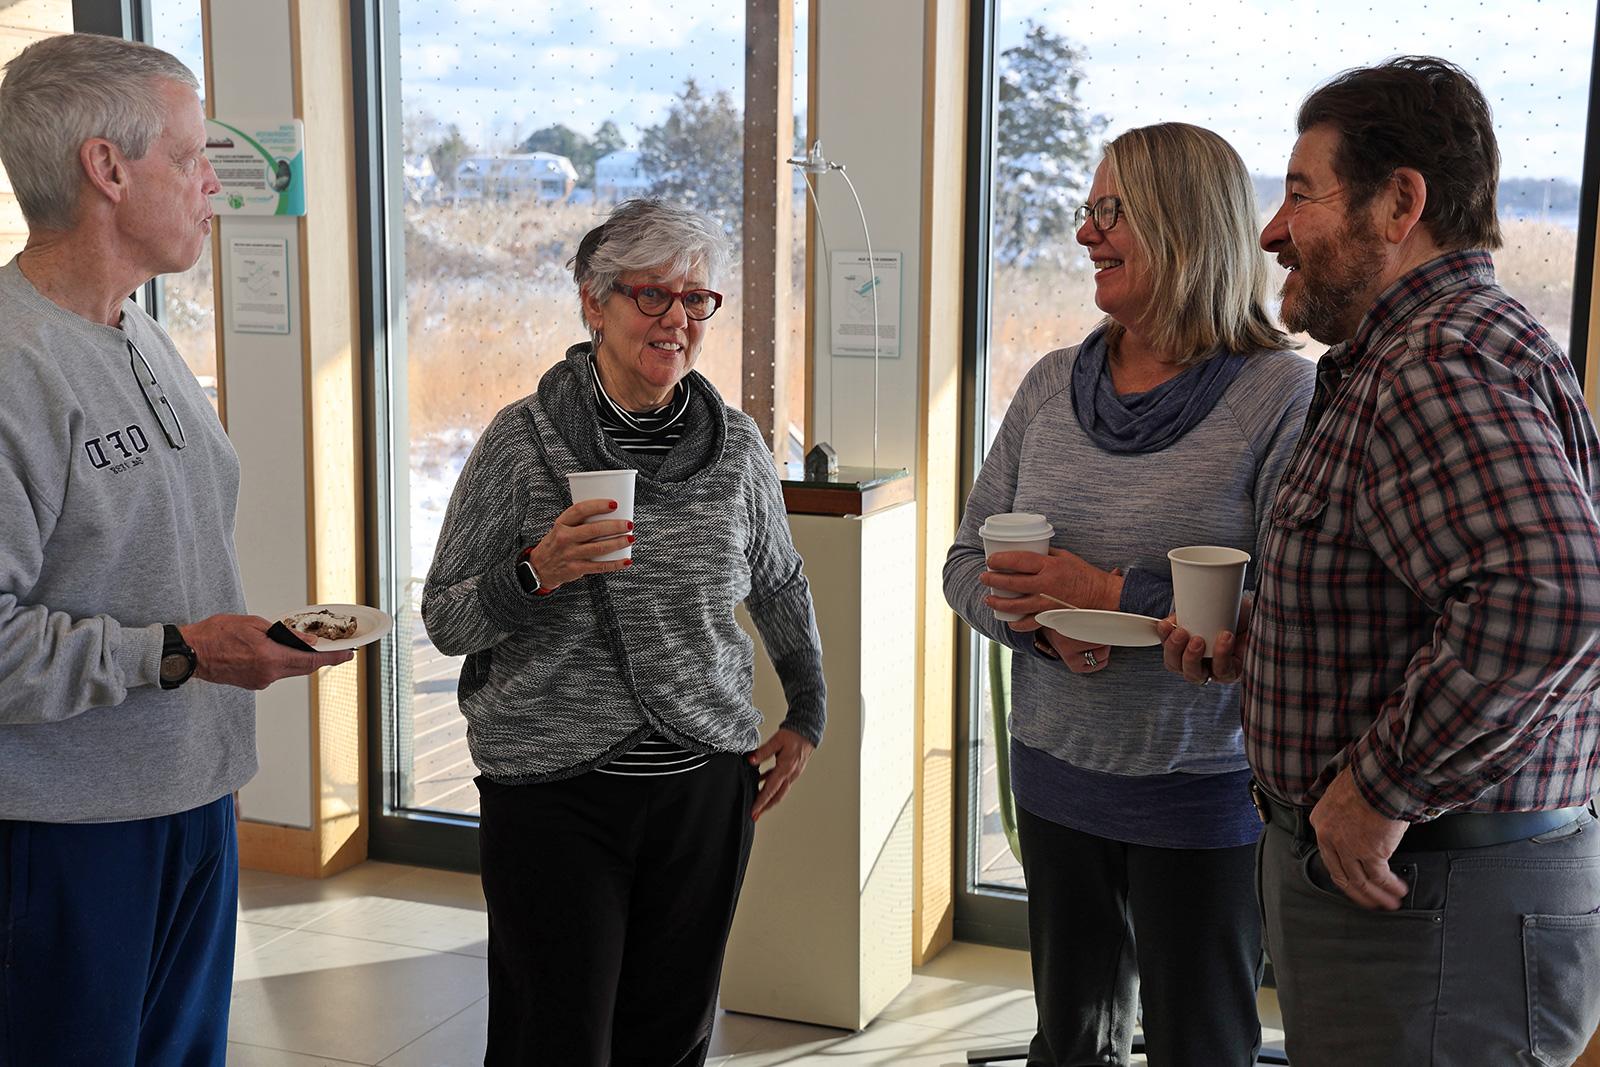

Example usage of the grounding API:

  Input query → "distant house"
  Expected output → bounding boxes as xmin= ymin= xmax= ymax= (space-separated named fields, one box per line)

xmin=594 ymin=149 xmax=651 ymax=203
xmin=453 ymin=152 xmax=578 ymax=203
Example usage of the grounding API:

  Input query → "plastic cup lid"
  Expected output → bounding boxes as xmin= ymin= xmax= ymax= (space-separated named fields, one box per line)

xmin=979 ymin=512 xmax=1053 ymax=541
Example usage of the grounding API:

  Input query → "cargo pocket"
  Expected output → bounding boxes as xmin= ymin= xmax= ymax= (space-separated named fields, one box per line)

xmin=1523 ymin=910 xmax=1600 ymax=1066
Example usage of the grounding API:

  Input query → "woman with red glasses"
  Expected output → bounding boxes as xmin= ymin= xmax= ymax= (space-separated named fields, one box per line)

xmin=423 ymin=198 xmax=826 ymax=1066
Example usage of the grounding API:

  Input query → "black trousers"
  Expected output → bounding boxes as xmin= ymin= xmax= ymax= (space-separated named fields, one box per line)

xmin=1015 ymin=804 xmax=1263 ymax=1067
xmin=476 ymin=753 xmax=758 ymax=1067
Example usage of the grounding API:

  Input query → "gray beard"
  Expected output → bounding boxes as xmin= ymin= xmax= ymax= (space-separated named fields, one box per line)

xmin=1280 ymin=220 xmax=1384 ymax=344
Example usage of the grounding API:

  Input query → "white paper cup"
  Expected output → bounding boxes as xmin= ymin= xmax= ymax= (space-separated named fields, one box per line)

xmin=567 ymin=469 xmax=637 ymax=561
xmin=1167 ymin=545 xmax=1251 ymax=654
xmin=979 ymin=513 xmax=1055 ymax=622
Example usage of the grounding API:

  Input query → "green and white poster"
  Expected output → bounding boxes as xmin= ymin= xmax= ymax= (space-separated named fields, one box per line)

xmin=205 ymin=118 xmax=306 ymax=216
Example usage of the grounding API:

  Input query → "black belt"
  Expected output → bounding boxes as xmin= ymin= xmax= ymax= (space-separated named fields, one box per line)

xmin=1249 ymin=780 xmax=1593 ymax=852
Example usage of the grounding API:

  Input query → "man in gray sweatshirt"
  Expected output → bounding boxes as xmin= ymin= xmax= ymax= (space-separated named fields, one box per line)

xmin=0 ymin=34 xmax=349 ymax=1065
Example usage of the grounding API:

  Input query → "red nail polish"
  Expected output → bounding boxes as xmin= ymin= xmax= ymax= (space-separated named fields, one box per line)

xmin=623 ymin=558 xmax=633 ymax=566
xmin=626 ymin=535 xmax=635 ymax=544
xmin=609 ymin=500 xmax=617 ymax=509
xmin=626 ymin=521 xmax=634 ymax=531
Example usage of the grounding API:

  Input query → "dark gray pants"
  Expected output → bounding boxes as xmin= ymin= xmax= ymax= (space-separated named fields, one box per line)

xmin=1015 ymin=805 xmax=1264 ymax=1067
xmin=1259 ymin=811 xmax=1600 ymax=1066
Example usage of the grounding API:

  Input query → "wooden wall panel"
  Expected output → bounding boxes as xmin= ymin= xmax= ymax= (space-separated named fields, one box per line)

xmin=912 ymin=0 xmax=968 ymax=966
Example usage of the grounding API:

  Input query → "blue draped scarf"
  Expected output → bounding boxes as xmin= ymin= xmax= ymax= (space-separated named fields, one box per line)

xmin=1069 ymin=326 xmax=1248 ymax=454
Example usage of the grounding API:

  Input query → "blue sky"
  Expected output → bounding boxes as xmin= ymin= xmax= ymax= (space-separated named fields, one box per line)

xmin=151 ymin=0 xmax=1593 ymax=181
xmin=399 ymin=0 xmax=756 ymax=151
xmin=997 ymin=0 xmax=1595 ymax=181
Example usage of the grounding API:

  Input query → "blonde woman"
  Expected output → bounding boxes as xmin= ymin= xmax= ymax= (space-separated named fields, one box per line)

xmin=945 ymin=123 xmax=1314 ymax=1066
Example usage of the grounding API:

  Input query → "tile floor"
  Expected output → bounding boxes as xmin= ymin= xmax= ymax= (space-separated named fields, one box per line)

xmin=229 ymin=860 xmax=1285 ymax=1065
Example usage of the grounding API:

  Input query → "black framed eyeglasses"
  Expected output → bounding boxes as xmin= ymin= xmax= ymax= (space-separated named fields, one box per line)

xmin=611 ymin=282 xmax=724 ymax=321
xmin=1073 ymin=195 xmax=1124 ymax=233
xmin=128 ymin=338 xmax=186 ymax=450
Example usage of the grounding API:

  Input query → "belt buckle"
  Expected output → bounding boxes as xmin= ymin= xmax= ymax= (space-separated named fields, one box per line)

xmin=1249 ymin=780 xmax=1271 ymax=824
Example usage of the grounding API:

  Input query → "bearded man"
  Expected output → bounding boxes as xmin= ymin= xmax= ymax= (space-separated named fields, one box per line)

xmin=1160 ymin=56 xmax=1600 ymax=1065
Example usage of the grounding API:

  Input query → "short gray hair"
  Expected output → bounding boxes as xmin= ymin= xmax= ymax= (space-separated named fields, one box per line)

xmin=569 ymin=198 xmax=732 ymax=328
xmin=0 ymin=33 xmax=200 ymax=231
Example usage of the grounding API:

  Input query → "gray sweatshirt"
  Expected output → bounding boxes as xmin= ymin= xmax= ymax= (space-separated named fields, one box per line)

xmin=421 ymin=344 xmax=825 ymax=782
xmin=0 ymin=259 xmax=255 ymax=822
xmin=944 ymin=343 xmax=1315 ymax=775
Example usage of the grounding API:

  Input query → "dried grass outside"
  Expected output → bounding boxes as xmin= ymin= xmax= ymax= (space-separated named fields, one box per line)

xmin=399 ymin=200 xmax=807 ymax=445
xmin=981 ymin=216 xmax=1579 ymax=438
xmin=156 ymin=208 xmax=1576 ymax=451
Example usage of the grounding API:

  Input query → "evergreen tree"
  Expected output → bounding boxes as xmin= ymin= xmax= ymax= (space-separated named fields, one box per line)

xmin=592 ymin=120 xmax=626 ymax=162
xmin=993 ymin=23 xmax=1108 ymax=267
xmin=639 ymin=79 xmax=743 ymax=229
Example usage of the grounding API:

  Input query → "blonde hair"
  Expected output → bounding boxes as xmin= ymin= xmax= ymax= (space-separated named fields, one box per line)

xmin=1100 ymin=123 xmax=1293 ymax=364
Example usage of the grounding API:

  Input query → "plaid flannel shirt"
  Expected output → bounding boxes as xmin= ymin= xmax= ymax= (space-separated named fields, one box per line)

xmin=1245 ymin=251 xmax=1600 ymax=820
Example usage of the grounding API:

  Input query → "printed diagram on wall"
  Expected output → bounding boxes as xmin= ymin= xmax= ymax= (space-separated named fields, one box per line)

xmin=829 ymin=251 xmax=901 ymax=358
xmin=228 ymin=238 xmax=291 ymax=334
xmin=205 ymin=119 xmax=306 ymax=216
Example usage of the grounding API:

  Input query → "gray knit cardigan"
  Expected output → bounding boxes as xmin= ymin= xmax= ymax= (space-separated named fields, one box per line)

xmin=421 ymin=343 xmax=826 ymax=783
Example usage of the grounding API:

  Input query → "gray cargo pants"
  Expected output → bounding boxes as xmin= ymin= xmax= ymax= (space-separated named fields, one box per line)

xmin=1258 ymin=811 xmax=1600 ymax=1065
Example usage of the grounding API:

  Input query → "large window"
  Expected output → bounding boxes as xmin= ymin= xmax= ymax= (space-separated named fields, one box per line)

xmin=961 ymin=0 xmax=1600 ymax=930
xmin=365 ymin=0 xmax=808 ymax=849
xmin=149 ymin=0 xmax=219 ymax=414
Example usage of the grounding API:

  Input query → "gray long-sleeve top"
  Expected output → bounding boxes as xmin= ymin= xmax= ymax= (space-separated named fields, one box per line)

xmin=0 ymin=259 xmax=255 ymax=822
xmin=422 ymin=344 xmax=825 ymax=782
xmin=944 ymin=343 xmax=1315 ymax=776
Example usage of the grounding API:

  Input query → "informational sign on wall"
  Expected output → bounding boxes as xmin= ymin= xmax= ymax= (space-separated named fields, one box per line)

xmin=228 ymin=237 xmax=291 ymax=335
xmin=829 ymin=251 xmax=902 ymax=358
xmin=206 ymin=118 xmax=306 ymax=216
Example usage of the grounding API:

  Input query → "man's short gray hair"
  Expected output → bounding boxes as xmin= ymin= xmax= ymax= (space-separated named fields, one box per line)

xmin=0 ymin=33 xmax=200 ymax=231
xmin=569 ymin=198 xmax=732 ymax=328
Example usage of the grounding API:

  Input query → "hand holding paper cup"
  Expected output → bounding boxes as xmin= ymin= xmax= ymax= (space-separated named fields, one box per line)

xmin=567 ymin=469 xmax=637 ymax=561
xmin=1167 ymin=545 xmax=1250 ymax=655
xmin=979 ymin=513 xmax=1055 ymax=622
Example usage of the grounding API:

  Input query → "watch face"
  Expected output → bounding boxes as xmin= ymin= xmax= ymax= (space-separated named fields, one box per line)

xmin=516 ymin=558 xmax=539 ymax=594
xmin=161 ymin=652 xmax=193 ymax=685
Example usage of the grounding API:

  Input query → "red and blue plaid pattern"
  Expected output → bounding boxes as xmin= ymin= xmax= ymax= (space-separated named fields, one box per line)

xmin=1246 ymin=251 xmax=1600 ymax=820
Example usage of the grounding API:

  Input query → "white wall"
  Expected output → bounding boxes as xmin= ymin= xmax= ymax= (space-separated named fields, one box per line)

xmin=208 ymin=2 xmax=314 ymax=830
xmin=809 ymin=0 xmax=927 ymax=477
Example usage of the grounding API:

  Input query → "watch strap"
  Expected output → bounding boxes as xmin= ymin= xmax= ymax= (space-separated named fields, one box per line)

xmin=159 ymin=623 xmax=197 ymax=689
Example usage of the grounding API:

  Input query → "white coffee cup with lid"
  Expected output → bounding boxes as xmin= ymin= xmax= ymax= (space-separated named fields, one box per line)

xmin=978 ymin=512 xmax=1055 ymax=622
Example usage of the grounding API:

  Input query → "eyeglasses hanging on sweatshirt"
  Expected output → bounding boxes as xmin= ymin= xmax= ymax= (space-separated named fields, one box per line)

xmin=128 ymin=338 xmax=187 ymax=450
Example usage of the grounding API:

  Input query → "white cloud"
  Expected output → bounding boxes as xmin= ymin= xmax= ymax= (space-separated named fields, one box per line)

xmin=996 ymin=0 xmax=1594 ymax=179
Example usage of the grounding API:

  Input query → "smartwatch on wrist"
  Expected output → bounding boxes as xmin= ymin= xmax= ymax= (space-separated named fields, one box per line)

xmin=159 ymin=623 xmax=198 ymax=689
xmin=516 ymin=550 xmax=549 ymax=595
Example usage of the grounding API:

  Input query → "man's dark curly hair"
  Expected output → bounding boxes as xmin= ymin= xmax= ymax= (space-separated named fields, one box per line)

xmin=1298 ymin=55 xmax=1502 ymax=251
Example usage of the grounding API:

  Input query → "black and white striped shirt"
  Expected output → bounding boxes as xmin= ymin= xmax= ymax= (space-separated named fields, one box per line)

xmin=590 ymin=361 xmax=709 ymax=777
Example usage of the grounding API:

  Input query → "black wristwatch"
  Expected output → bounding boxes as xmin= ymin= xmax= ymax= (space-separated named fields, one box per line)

xmin=159 ymin=623 xmax=198 ymax=689
xmin=515 ymin=552 xmax=547 ymax=595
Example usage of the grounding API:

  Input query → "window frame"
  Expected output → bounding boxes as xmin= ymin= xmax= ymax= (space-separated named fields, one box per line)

xmin=954 ymin=0 xmax=1600 ymax=951
xmin=354 ymin=0 xmax=810 ymax=870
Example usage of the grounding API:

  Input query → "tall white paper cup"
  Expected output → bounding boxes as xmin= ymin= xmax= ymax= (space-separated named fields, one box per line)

xmin=1167 ymin=545 xmax=1251 ymax=654
xmin=567 ymin=469 xmax=637 ymax=561
xmin=979 ymin=513 xmax=1055 ymax=622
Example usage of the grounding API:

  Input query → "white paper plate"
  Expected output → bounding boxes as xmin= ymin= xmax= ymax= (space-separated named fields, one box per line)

xmin=279 ymin=604 xmax=393 ymax=652
xmin=1036 ymin=608 xmax=1163 ymax=647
